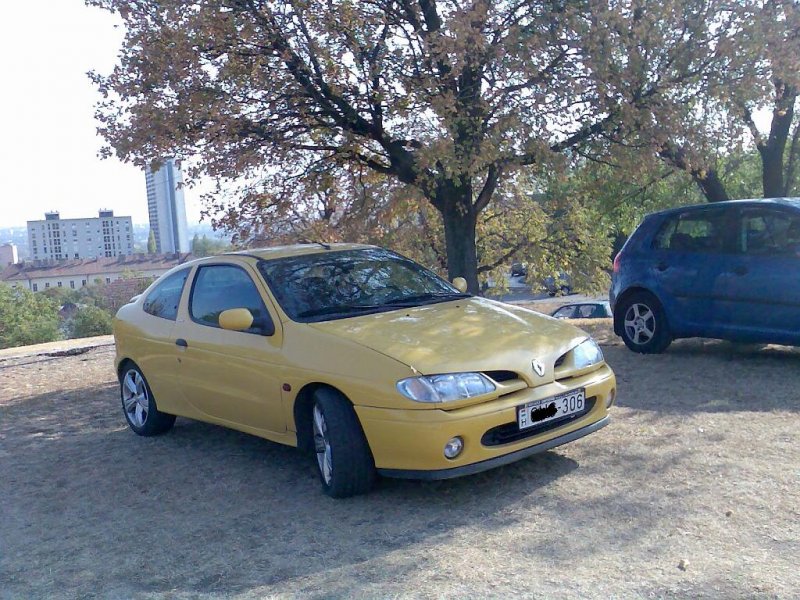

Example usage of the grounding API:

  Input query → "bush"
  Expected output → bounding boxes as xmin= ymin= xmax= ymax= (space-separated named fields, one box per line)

xmin=0 ymin=285 xmax=61 ymax=349
xmin=69 ymin=305 xmax=114 ymax=339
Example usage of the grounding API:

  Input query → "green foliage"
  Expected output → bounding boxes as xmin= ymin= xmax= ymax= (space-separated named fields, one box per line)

xmin=0 ymin=285 xmax=61 ymax=349
xmin=90 ymin=0 xmax=745 ymax=292
xmin=68 ymin=305 xmax=113 ymax=339
xmin=191 ymin=234 xmax=231 ymax=257
xmin=147 ymin=229 xmax=157 ymax=254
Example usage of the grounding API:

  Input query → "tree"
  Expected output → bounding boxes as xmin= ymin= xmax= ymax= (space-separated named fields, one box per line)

xmin=90 ymin=0 xmax=737 ymax=292
xmin=652 ymin=1 xmax=800 ymax=201
xmin=69 ymin=305 xmax=114 ymax=338
xmin=0 ymin=285 xmax=61 ymax=349
xmin=191 ymin=233 xmax=232 ymax=257
xmin=147 ymin=228 xmax=157 ymax=254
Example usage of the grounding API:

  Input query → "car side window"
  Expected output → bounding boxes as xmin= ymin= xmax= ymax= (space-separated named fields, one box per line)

xmin=189 ymin=265 xmax=272 ymax=334
xmin=653 ymin=210 xmax=728 ymax=253
xmin=553 ymin=306 xmax=576 ymax=319
xmin=142 ymin=269 xmax=190 ymax=321
xmin=738 ymin=209 xmax=800 ymax=257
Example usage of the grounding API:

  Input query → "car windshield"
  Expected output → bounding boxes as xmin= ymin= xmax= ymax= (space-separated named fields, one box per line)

xmin=257 ymin=248 xmax=469 ymax=322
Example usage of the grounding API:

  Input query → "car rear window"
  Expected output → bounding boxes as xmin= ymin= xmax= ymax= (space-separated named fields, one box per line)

xmin=652 ymin=210 xmax=728 ymax=253
xmin=142 ymin=269 xmax=190 ymax=321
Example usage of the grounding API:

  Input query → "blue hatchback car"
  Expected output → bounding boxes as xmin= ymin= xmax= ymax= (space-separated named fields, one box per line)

xmin=610 ymin=198 xmax=800 ymax=353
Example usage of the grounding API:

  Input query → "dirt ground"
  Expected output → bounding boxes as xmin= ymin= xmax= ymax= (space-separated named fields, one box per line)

xmin=1 ymin=321 xmax=799 ymax=599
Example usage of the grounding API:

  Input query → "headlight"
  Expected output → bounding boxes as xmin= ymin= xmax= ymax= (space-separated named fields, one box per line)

xmin=572 ymin=338 xmax=604 ymax=369
xmin=396 ymin=372 xmax=496 ymax=403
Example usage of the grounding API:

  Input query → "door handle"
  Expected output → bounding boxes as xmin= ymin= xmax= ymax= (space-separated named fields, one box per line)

xmin=733 ymin=266 xmax=748 ymax=276
xmin=175 ymin=338 xmax=188 ymax=348
xmin=656 ymin=262 xmax=668 ymax=272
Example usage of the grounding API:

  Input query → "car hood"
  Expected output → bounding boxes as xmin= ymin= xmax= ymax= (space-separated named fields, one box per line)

xmin=309 ymin=297 xmax=589 ymax=383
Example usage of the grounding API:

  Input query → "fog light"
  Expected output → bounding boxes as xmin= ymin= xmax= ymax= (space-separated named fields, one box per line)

xmin=444 ymin=436 xmax=464 ymax=459
xmin=606 ymin=388 xmax=617 ymax=408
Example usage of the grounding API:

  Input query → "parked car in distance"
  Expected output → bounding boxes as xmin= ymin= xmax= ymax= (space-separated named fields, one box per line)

xmin=551 ymin=302 xmax=612 ymax=320
xmin=543 ymin=272 xmax=573 ymax=296
xmin=114 ymin=244 xmax=617 ymax=497
xmin=610 ymin=198 xmax=800 ymax=353
xmin=510 ymin=262 xmax=528 ymax=277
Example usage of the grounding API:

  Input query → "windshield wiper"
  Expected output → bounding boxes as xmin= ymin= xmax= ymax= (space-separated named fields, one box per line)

xmin=297 ymin=304 xmax=384 ymax=318
xmin=386 ymin=292 xmax=470 ymax=306
xmin=297 ymin=293 xmax=470 ymax=319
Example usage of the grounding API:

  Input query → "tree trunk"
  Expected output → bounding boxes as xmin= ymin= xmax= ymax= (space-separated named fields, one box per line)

xmin=761 ymin=144 xmax=786 ymax=198
xmin=758 ymin=81 xmax=795 ymax=198
xmin=436 ymin=183 xmax=480 ymax=294
xmin=694 ymin=169 xmax=730 ymax=202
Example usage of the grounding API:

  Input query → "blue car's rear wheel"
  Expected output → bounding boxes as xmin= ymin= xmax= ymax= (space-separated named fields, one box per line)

xmin=618 ymin=292 xmax=672 ymax=354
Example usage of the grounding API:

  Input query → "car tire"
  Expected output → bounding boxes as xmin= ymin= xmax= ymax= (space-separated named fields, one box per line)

xmin=119 ymin=363 xmax=176 ymax=436
xmin=617 ymin=291 xmax=672 ymax=354
xmin=311 ymin=388 xmax=375 ymax=498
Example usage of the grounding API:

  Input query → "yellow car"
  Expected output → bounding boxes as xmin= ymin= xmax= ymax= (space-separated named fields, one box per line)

xmin=114 ymin=244 xmax=616 ymax=497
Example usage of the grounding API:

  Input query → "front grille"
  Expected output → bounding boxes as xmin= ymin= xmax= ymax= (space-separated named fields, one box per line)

xmin=484 ymin=370 xmax=520 ymax=383
xmin=481 ymin=397 xmax=596 ymax=447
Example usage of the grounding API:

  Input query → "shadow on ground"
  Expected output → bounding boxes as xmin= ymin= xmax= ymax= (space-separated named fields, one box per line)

xmin=605 ymin=339 xmax=800 ymax=413
xmin=1 ymin=383 xmax=580 ymax=597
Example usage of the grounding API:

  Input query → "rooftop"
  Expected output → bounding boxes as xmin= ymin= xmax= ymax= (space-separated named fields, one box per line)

xmin=0 ymin=253 xmax=192 ymax=282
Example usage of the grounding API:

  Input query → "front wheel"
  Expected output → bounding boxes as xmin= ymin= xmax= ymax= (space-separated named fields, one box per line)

xmin=120 ymin=364 xmax=176 ymax=436
xmin=617 ymin=292 xmax=672 ymax=354
xmin=312 ymin=389 xmax=375 ymax=498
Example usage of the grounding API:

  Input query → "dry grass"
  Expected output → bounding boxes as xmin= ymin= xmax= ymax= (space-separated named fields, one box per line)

xmin=1 ymin=326 xmax=799 ymax=599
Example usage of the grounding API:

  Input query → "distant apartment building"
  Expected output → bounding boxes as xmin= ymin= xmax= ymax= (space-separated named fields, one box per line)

xmin=0 ymin=243 xmax=18 ymax=267
xmin=0 ymin=253 xmax=191 ymax=292
xmin=146 ymin=158 xmax=190 ymax=254
xmin=27 ymin=210 xmax=134 ymax=260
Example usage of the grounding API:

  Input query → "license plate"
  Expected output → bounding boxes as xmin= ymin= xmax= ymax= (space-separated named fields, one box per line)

xmin=517 ymin=389 xmax=586 ymax=431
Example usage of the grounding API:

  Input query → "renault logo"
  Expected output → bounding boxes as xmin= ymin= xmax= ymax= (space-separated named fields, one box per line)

xmin=532 ymin=359 xmax=545 ymax=377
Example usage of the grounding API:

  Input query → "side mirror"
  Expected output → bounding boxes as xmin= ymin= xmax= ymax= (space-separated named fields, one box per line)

xmin=219 ymin=308 xmax=254 ymax=332
xmin=452 ymin=277 xmax=468 ymax=293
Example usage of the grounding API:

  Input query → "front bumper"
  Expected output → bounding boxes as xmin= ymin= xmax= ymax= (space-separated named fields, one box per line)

xmin=379 ymin=416 xmax=609 ymax=480
xmin=355 ymin=364 xmax=615 ymax=477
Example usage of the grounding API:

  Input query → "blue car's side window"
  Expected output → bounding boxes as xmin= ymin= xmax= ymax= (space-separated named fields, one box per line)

xmin=653 ymin=211 xmax=728 ymax=254
xmin=738 ymin=209 xmax=800 ymax=257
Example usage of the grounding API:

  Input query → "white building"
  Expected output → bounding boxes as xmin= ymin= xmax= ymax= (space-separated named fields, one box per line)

xmin=0 ymin=243 xmax=18 ymax=267
xmin=146 ymin=159 xmax=190 ymax=254
xmin=27 ymin=211 xmax=134 ymax=260
xmin=0 ymin=253 xmax=192 ymax=292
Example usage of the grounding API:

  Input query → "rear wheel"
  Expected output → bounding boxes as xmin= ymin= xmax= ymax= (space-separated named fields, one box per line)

xmin=618 ymin=292 xmax=672 ymax=354
xmin=120 ymin=364 xmax=176 ymax=436
xmin=311 ymin=388 xmax=375 ymax=498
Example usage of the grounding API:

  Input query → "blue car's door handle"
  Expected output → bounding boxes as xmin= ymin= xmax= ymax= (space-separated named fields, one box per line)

xmin=732 ymin=266 xmax=748 ymax=276
xmin=656 ymin=262 xmax=668 ymax=272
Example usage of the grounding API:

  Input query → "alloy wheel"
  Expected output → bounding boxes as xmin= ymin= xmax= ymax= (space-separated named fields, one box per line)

xmin=312 ymin=405 xmax=333 ymax=485
xmin=122 ymin=369 xmax=149 ymax=427
xmin=624 ymin=302 xmax=656 ymax=345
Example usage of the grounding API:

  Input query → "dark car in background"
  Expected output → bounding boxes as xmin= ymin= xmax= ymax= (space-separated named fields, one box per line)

xmin=610 ymin=198 xmax=800 ymax=353
xmin=551 ymin=302 xmax=612 ymax=320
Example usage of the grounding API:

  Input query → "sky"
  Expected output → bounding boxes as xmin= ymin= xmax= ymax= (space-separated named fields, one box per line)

xmin=0 ymin=0 xmax=205 ymax=228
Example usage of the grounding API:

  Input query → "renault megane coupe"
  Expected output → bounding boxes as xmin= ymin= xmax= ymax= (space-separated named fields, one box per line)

xmin=114 ymin=244 xmax=616 ymax=497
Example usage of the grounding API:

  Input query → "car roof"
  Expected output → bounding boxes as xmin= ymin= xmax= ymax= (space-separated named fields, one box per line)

xmin=154 ymin=243 xmax=378 ymax=275
xmin=225 ymin=243 xmax=376 ymax=261
xmin=647 ymin=198 xmax=800 ymax=219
